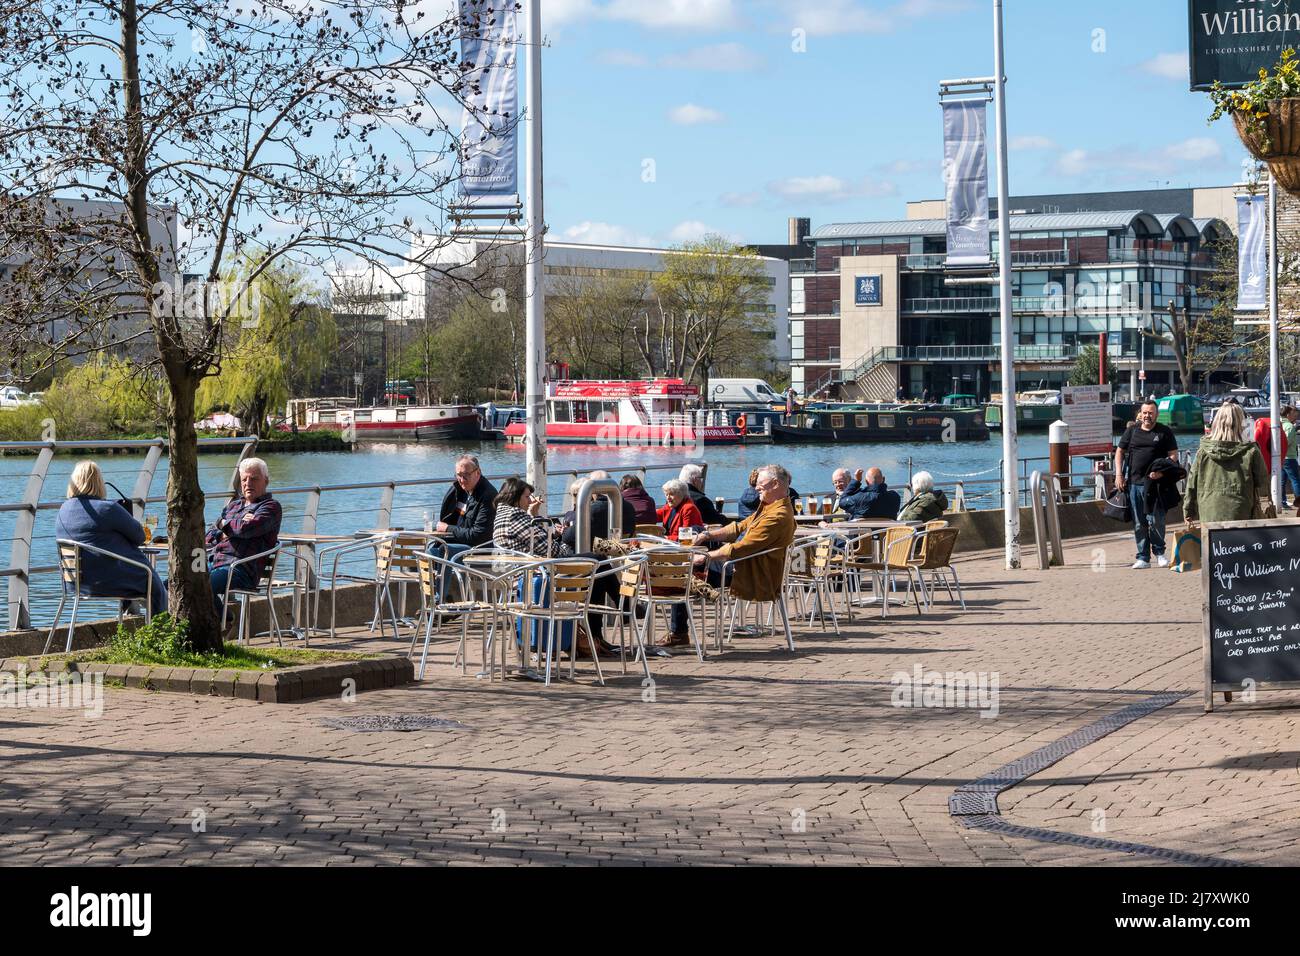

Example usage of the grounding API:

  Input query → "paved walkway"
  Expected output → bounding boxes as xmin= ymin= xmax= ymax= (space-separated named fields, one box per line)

xmin=2 ymin=530 xmax=1297 ymax=866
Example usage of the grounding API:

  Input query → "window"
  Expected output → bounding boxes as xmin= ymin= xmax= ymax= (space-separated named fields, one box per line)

xmin=354 ymin=410 xmax=372 ymax=422
xmin=879 ymin=415 xmax=895 ymax=429
xmin=551 ymin=401 xmax=571 ymax=423
xmin=831 ymin=414 xmax=845 ymax=428
xmin=855 ymin=414 xmax=868 ymax=427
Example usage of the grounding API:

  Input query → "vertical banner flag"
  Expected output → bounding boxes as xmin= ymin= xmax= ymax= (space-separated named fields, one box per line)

xmin=459 ymin=1 xmax=519 ymax=199
xmin=942 ymin=101 xmax=991 ymax=267
xmin=1236 ymin=194 xmax=1267 ymax=312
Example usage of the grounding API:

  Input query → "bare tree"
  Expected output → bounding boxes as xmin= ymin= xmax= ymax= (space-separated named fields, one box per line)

xmin=0 ymin=0 xmax=508 ymax=649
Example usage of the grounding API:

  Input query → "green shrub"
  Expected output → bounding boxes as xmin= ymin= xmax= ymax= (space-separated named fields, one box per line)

xmin=105 ymin=612 xmax=191 ymax=665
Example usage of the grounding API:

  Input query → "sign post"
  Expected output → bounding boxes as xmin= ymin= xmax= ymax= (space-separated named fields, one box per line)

xmin=1202 ymin=518 xmax=1300 ymax=711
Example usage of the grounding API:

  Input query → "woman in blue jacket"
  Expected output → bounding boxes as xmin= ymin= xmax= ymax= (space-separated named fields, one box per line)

xmin=54 ymin=461 xmax=166 ymax=615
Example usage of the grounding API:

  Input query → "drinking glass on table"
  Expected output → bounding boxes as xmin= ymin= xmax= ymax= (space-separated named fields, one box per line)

xmin=679 ymin=528 xmax=695 ymax=547
xmin=823 ymin=495 xmax=834 ymax=515
xmin=143 ymin=515 xmax=158 ymax=544
xmin=806 ymin=497 xmax=819 ymax=516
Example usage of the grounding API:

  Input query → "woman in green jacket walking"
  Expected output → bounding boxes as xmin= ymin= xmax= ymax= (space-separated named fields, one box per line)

xmin=1185 ymin=403 xmax=1270 ymax=523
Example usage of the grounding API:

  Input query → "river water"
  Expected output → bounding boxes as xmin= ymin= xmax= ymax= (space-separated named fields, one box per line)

xmin=4 ymin=432 xmax=1197 ymax=627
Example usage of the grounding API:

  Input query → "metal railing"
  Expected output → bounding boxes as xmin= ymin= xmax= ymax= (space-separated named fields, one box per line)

xmin=0 ymin=436 xmax=708 ymax=632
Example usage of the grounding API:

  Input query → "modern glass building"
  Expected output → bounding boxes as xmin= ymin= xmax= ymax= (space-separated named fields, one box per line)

xmin=788 ymin=189 xmax=1240 ymax=401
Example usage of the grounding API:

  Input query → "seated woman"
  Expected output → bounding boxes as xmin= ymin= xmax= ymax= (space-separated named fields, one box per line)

xmin=657 ymin=479 xmax=705 ymax=540
xmin=54 ymin=460 xmax=166 ymax=616
xmin=492 ymin=478 xmax=619 ymax=657
xmin=619 ymin=474 xmax=659 ymax=526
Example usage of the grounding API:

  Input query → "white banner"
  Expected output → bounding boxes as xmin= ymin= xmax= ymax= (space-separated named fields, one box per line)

xmin=1061 ymin=385 xmax=1114 ymax=457
xmin=459 ymin=1 xmax=519 ymax=199
xmin=942 ymin=101 xmax=991 ymax=267
xmin=1236 ymin=193 xmax=1267 ymax=312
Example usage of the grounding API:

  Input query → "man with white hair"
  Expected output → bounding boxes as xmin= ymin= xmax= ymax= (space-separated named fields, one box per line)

xmin=897 ymin=470 xmax=949 ymax=522
xmin=679 ymin=462 xmax=722 ymax=525
xmin=207 ymin=457 xmax=282 ymax=620
xmin=433 ymin=453 xmax=497 ymax=560
xmin=660 ymin=464 xmax=796 ymax=647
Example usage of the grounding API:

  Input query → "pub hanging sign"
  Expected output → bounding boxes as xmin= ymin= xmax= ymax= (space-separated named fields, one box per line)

xmin=1189 ymin=0 xmax=1300 ymax=90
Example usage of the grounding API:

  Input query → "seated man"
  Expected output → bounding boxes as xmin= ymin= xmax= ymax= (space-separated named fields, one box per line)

xmin=829 ymin=468 xmax=852 ymax=512
xmin=659 ymin=464 xmax=797 ymax=647
xmin=680 ymin=463 xmax=722 ymax=525
xmin=738 ymin=467 xmax=801 ymax=519
xmin=838 ymin=467 xmax=902 ymax=519
xmin=430 ymin=454 xmax=497 ymax=561
xmin=207 ymin=457 xmax=282 ymax=622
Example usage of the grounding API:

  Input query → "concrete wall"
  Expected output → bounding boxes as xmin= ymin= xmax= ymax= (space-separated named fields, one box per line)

xmin=0 ymin=581 xmax=421 ymax=659
xmin=947 ymin=499 xmax=1184 ymax=554
xmin=837 ymin=254 xmax=900 ymax=366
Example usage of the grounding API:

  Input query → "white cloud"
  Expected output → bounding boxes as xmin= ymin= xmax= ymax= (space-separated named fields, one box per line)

xmin=771 ymin=0 xmax=971 ymax=37
xmin=669 ymin=103 xmax=726 ymax=125
xmin=603 ymin=0 xmax=740 ymax=29
xmin=1140 ymin=52 xmax=1188 ymax=81
xmin=720 ymin=191 xmax=764 ymax=207
xmin=667 ymin=220 xmax=723 ymax=243
xmin=660 ymin=42 xmax=765 ymax=72
xmin=1052 ymin=137 xmax=1226 ymax=179
xmin=561 ymin=221 xmax=657 ymax=247
xmin=1010 ymin=135 xmax=1056 ymax=151
xmin=543 ymin=0 xmax=598 ymax=28
xmin=766 ymin=174 xmax=899 ymax=202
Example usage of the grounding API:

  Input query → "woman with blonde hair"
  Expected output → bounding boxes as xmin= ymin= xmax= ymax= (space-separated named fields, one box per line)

xmin=1186 ymin=403 xmax=1270 ymax=523
xmin=54 ymin=460 xmax=166 ymax=615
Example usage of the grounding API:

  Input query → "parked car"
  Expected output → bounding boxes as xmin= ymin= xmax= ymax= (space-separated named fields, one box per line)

xmin=0 ymin=386 xmax=38 ymax=409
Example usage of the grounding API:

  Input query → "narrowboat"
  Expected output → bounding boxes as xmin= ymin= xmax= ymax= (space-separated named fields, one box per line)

xmin=771 ymin=403 xmax=990 ymax=443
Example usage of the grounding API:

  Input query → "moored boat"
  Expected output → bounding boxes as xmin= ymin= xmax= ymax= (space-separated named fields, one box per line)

xmin=772 ymin=403 xmax=990 ymax=443
xmin=503 ymin=378 xmax=741 ymax=446
xmin=285 ymin=397 xmax=480 ymax=440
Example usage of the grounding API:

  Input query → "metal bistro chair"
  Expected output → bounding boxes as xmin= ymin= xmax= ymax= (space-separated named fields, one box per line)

xmin=714 ymin=545 xmax=796 ymax=653
xmin=852 ymin=527 xmax=924 ymax=619
xmin=373 ymin=533 xmax=431 ymax=634
xmin=412 ymin=551 xmax=501 ymax=679
xmin=633 ymin=547 xmax=706 ymax=663
xmin=785 ymin=532 xmax=842 ymax=635
xmin=45 ymin=540 xmax=158 ymax=654
xmin=313 ymin=531 xmax=402 ymax=641
xmin=498 ymin=557 xmax=600 ymax=686
xmin=218 ymin=545 xmax=285 ymax=645
xmin=906 ymin=527 xmax=966 ymax=611
xmin=587 ymin=553 xmax=652 ymax=680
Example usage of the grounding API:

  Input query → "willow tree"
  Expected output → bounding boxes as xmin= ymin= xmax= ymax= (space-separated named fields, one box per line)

xmin=198 ymin=261 xmax=337 ymax=432
xmin=0 ymin=0 xmax=504 ymax=649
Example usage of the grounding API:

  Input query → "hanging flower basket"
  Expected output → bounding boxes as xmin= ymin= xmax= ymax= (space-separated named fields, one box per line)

xmin=1208 ymin=48 xmax=1300 ymax=193
xmin=1232 ymin=100 xmax=1300 ymax=192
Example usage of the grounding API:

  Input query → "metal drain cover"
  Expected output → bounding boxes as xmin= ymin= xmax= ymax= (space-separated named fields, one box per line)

xmin=322 ymin=715 xmax=468 ymax=732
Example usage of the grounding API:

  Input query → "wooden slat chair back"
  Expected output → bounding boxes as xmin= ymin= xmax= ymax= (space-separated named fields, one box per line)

xmin=636 ymin=523 xmax=667 ymax=537
xmin=378 ymin=534 xmax=427 ymax=579
xmin=913 ymin=528 xmax=959 ymax=570
xmin=883 ymin=527 xmax=916 ymax=568
xmin=644 ymin=549 xmax=693 ymax=597
xmin=56 ymin=541 xmax=79 ymax=591
xmin=548 ymin=560 xmax=596 ymax=612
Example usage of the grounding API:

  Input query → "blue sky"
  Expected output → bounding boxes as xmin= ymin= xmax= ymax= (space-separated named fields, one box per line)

xmin=531 ymin=0 xmax=1251 ymax=247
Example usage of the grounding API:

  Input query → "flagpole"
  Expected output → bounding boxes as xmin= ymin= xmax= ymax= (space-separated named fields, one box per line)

xmin=1269 ymin=171 xmax=1282 ymax=508
xmin=524 ymin=0 xmax=547 ymax=501
xmin=993 ymin=0 xmax=1020 ymax=569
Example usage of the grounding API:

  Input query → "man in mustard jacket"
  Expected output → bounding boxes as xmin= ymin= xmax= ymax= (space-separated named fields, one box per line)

xmin=660 ymin=464 xmax=796 ymax=645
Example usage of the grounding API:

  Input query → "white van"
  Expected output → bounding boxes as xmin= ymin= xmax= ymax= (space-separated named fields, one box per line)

xmin=707 ymin=378 xmax=782 ymax=407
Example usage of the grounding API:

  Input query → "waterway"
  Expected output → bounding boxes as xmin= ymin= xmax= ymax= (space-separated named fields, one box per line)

xmin=3 ymin=433 xmax=1200 ymax=627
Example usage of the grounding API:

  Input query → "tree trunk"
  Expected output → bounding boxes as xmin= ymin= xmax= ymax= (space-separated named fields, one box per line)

xmin=166 ymin=371 xmax=222 ymax=651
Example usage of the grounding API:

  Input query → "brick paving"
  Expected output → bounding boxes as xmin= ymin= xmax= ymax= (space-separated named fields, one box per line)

xmin=2 ymin=530 xmax=1298 ymax=866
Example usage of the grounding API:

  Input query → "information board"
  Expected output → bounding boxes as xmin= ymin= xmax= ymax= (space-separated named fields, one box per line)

xmin=1061 ymin=385 xmax=1113 ymax=456
xmin=1202 ymin=519 xmax=1300 ymax=711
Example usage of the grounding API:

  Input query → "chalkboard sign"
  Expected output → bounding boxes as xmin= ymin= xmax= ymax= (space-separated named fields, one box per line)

xmin=1203 ymin=519 xmax=1300 ymax=711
